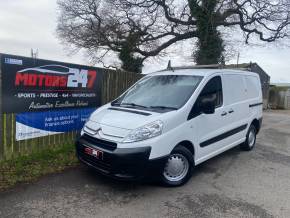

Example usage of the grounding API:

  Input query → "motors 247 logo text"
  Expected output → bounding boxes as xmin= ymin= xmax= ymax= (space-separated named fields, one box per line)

xmin=14 ymin=65 xmax=97 ymax=88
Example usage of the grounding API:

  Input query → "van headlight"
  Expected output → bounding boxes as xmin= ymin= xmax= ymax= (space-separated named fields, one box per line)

xmin=122 ymin=120 xmax=163 ymax=143
xmin=80 ymin=128 xmax=85 ymax=136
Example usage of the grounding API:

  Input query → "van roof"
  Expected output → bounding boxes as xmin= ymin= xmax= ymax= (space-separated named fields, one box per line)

xmin=147 ymin=68 xmax=259 ymax=78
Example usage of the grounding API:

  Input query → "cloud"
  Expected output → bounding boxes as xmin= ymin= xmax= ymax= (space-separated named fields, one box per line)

xmin=0 ymin=0 xmax=86 ymax=64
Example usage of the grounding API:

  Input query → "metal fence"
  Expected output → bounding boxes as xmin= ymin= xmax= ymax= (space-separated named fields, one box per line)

xmin=0 ymin=69 xmax=142 ymax=161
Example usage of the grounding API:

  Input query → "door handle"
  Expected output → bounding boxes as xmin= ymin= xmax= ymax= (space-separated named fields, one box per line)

xmin=228 ymin=109 xmax=234 ymax=113
xmin=221 ymin=111 xmax=227 ymax=116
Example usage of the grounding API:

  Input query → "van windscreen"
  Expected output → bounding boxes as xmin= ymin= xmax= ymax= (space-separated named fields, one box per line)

xmin=112 ymin=75 xmax=203 ymax=111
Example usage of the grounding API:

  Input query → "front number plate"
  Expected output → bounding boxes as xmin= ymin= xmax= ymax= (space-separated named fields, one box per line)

xmin=84 ymin=146 xmax=104 ymax=160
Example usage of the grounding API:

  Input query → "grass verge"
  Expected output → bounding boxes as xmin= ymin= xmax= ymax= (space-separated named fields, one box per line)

xmin=0 ymin=143 xmax=79 ymax=191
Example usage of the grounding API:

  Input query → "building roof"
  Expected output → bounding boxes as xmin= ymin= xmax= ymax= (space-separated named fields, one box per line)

xmin=226 ymin=63 xmax=270 ymax=79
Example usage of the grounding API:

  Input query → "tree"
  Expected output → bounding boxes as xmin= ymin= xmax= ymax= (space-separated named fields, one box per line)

xmin=57 ymin=0 xmax=290 ymax=72
xmin=57 ymin=0 xmax=191 ymax=72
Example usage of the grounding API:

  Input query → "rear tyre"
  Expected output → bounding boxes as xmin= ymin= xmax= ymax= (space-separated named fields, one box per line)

xmin=160 ymin=145 xmax=194 ymax=187
xmin=240 ymin=124 xmax=257 ymax=151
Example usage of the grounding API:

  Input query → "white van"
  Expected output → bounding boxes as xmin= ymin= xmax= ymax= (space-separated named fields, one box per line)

xmin=76 ymin=68 xmax=263 ymax=186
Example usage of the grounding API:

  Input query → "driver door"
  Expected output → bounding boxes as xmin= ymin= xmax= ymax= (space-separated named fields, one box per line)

xmin=189 ymin=75 xmax=231 ymax=161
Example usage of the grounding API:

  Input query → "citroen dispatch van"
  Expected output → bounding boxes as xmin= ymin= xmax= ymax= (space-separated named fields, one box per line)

xmin=76 ymin=68 xmax=263 ymax=186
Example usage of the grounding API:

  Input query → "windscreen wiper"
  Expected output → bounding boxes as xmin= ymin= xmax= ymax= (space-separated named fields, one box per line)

xmin=111 ymin=102 xmax=120 ymax=106
xmin=149 ymin=106 xmax=178 ymax=110
xmin=120 ymin=102 xmax=148 ymax=109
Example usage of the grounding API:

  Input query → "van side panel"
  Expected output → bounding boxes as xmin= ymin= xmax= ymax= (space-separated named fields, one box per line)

xmin=195 ymin=72 xmax=263 ymax=165
xmin=246 ymin=75 xmax=263 ymax=100
xmin=221 ymin=74 xmax=249 ymax=144
xmin=223 ymin=74 xmax=248 ymax=106
xmin=245 ymin=75 xmax=263 ymax=124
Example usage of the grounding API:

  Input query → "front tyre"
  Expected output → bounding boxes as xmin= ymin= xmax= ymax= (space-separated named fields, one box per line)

xmin=161 ymin=145 xmax=194 ymax=187
xmin=240 ymin=124 xmax=257 ymax=151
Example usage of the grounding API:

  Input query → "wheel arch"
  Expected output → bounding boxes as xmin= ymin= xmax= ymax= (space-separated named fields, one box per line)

xmin=174 ymin=140 xmax=195 ymax=157
xmin=250 ymin=118 xmax=261 ymax=133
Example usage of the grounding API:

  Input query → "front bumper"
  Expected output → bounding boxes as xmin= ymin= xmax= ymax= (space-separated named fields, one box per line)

xmin=76 ymin=135 xmax=167 ymax=180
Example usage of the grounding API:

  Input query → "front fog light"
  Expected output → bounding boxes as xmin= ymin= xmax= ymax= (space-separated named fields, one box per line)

xmin=123 ymin=120 xmax=163 ymax=143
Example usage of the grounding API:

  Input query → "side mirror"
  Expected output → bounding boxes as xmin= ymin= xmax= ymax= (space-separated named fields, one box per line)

xmin=199 ymin=97 xmax=215 ymax=114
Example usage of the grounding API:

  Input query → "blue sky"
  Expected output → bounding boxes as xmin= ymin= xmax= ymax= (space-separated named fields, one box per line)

xmin=0 ymin=0 xmax=289 ymax=82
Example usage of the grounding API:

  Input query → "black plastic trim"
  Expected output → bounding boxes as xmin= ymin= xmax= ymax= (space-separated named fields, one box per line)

xmin=258 ymin=118 xmax=263 ymax=127
xmin=249 ymin=102 xmax=263 ymax=107
xmin=79 ymin=134 xmax=117 ymax=151
xmin=76 ymin=140 xmax=167 ymax=180
xmin=108 ymin=107 xmax=151 ymax=116
xmin=200 ymin=124 xmax=248 ymax=147
xmin=257 ymin=117 xmax=263 ymax=134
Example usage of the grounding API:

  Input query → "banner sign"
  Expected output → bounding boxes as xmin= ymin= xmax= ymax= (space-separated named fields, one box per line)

xmin=16 ymin=108 xmax=95 ymax=141
xmin=0 ymin=54 xmax=103 ymax=113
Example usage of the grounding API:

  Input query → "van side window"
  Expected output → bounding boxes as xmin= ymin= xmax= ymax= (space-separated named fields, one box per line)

xmin=188 ymin=76 xmax=223 ymax=119
xmin=198 ymin=76 xmax=223 ymax=108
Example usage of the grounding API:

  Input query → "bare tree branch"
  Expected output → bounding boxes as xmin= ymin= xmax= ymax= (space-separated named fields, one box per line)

xmin=57 ymin=0 xmax=290 ymax=71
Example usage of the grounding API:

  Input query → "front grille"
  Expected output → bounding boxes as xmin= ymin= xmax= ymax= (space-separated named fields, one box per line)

xmin=80 ymin=134 xmax=117 ymax=151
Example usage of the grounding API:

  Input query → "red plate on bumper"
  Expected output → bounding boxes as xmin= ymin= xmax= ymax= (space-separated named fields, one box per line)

xmin=84 ymin=146 xmax=104 ymax=160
